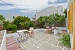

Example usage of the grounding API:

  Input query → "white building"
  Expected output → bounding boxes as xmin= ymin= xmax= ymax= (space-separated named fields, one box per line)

xmin=33 ymin=6 xmax=65 ymax=20
xmin=5 ymin=6 xmax=65 ymax=22
xmin=5 ymin=13 xmax=20 ymax=22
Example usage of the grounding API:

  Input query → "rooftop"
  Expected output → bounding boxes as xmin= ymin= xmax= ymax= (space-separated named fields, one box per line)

xmin=6 ymin=37 xmax=23 ymax=50
xmin=7 ymin=29 xmax=70 ymax=50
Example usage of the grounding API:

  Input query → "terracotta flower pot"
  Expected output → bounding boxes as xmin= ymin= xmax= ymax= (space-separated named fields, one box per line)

xmin=0 ymin=25 xmax=3 ymax=31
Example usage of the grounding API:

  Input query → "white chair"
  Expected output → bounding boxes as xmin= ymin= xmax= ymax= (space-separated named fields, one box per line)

xmin=28 ymin=27 xmax=34 ymax=37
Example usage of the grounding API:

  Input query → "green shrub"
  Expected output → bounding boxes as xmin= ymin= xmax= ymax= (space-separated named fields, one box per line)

xmin=37 ymin=14 xmax=65 ymax=27
xmin=60 ymin=34 xmax=71 ymax=48
xmin=6 ymin=24 xmax=17 ymax=32
xmin=31 ymin=21 xmax=38 ymax=29
xmin=3 ymin=21 xmax=10 ymax=29
xmin=54 ymin=14 xmax=65 ymax=26
xmin=20 ymin=21 xmax=33 ymax=29
xmin=0 ymin=14 xmax=5 ymax=21
xmin=37 ymin=16 xmax=45 ymax=28
xmin=0 ymin=20 xmax=3 ymax=25
xmin=12 ymin=16 xmax=30 ymax=29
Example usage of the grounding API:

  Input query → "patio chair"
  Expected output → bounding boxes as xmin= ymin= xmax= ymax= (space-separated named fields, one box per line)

xmin=46 ymin=28 xmax=52 ymax=33
xmin=28 ymin=27 xmax=34 ymax=37
xmin=6 ymin=36 xmax=23 ymax=50
xmin=46 ymin=26 xmax=53 ymax=33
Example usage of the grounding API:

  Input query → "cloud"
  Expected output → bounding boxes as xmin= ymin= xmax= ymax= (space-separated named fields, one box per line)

xmin=20 ymin=2 xmax=67 ymax=13
xmin=0 ymin=5 xmax=15 ymax=10
xmin=0 ymin=1 xmax=3 ymax=3
xmin=1 ymin=0 xmax=48 ymax=10
xmin=0 ymin=0 xmax=67 ymax=11
xmin=20 ymin=10 xmax=30 ymax=13
xmin=49 ymin=0 xmax=59 ymax=3
xmin=50 ymin=2 xmax=68 ymax=9
xmin=48 ymin=0 xmax=62 ymax=3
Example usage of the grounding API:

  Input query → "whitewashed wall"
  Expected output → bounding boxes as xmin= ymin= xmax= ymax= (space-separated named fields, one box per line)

xmin=56 ymin=27 xmax=67 ymax=33
xmin=0 ymin=30 xmax=6 ymax=50
xmin=33 ymin=6 xmax=65 ymax=20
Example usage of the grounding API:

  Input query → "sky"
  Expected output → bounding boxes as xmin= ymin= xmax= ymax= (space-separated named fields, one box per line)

xmin=0 ymin=0 xmax=68 ymax=19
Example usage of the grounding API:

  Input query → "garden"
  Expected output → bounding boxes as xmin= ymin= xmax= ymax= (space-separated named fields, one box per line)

xmin=0 ymin=13 xmax=66 ymax=32
xmin=0 ymin=12 xmax=71 ymax=49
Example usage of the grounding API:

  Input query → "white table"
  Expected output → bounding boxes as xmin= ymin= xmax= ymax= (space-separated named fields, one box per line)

xmin=17 ymin=30 xmax=28 ymax=42
xmin=17 ymin=30 xmax=28 ymax=32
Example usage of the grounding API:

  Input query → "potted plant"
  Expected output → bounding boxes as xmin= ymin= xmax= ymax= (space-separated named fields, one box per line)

xmin=0 ymin=20 xmax=3 ymax=31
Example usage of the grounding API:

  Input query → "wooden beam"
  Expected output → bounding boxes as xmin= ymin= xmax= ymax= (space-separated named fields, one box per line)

xmin=73 ymin=0 xmax=75 ymax=50
xmin=68 ymin=2 xmax=73 ymax=33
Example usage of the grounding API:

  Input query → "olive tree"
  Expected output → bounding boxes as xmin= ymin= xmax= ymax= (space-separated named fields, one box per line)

xmin=12 ymin=16 xmax=31 ymax=29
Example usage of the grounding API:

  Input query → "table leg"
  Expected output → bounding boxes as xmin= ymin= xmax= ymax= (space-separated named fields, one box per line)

xmin=17 ymin=32 xmax=22 ymax=42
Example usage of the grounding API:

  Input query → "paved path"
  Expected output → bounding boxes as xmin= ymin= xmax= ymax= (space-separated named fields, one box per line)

xmin=20 ymin=29 xmax=70 ymax=50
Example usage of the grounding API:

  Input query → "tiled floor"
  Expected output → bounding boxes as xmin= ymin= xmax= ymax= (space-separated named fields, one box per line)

xmin=6 ymin=37 xmax=23 ymax=50
xmin=19 ymin=29 xmax=71 ymax=50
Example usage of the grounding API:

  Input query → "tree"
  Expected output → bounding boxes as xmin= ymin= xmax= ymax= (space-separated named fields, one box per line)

xmin=64 ymin=8 xmax=67 ymax=18
xmin=3 ymin=21 xmax=10 ymax=29
xmin=54 ymin=14 xmax=65 ymax=26
xmin=37 ymin=14 xmax=65 ymax=28
xmin=12 ymin=16 xmax=30 ymax=29
xmin=0 ymin=14 xmax=5 ymax=21
xmin=20 ymin=21 xmax=33 ymax=29
xmin=48 ymin=14 xmax=55 ymax=27
xmin=6 ymin=24 xmax=17 ymax=32
xmin=37 ymin=16 xmax=46 ymax=28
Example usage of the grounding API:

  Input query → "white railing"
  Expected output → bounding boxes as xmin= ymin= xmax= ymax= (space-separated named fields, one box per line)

xmin=0 ymin=30 xmax=6 ymax=50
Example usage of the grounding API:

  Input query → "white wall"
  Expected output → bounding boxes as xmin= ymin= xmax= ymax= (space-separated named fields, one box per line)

xmin=0 ymin=30 xmax=6 ymax=50
xmin=5 ymin=13 xmax=20 ymax=22
xmin=57 ymin=6 xmax=65 ymax=15
xmin=33 ymin=6 xmax=65 ymax=20
xmin=35 ymin=6 xmax=57 ymax=19
xmin=70 ymin=34 xmax=73 ymax=50
xmin=66 ymin=18 xmax=68 ymax=26
xmin=56 ymin=27 xmax=67 ymax=33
